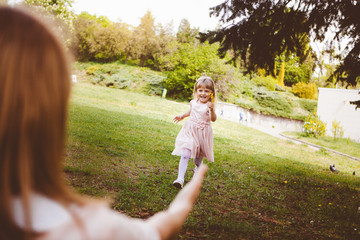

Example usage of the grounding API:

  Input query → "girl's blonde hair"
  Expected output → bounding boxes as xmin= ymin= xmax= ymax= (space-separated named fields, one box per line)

xmin=0 ymin=6 xmax=83 ymax=239
xmin=193 ymin=76 xmax=216 ymax=100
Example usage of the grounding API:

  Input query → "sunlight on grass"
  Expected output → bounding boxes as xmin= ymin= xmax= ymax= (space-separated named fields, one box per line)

xmin=65 ymin=82 xmax=360 ymax=239
xmin=284 ymin=131 xmax=360 ymax=159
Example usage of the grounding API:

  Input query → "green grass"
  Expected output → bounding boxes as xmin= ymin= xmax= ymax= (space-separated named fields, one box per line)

xmin=284 ymin=132 xmax=360 ymax=159
xmin=65 ymin=82 xmax=360 ymax=239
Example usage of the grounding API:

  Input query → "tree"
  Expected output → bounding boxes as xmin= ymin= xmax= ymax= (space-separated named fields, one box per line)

xmin=72 ymin=12 xmax=131 ymax=62
xmin=176 ymin=19 xmax=199 ymax=44
xmin=277 ymin=61 xmax=285 ymax=86
xmin=201 ymin=0 xmax=360 ymax=86
xmin=24 ymin=0 xmax=75 ymax=29
xmin=130 ymin=10 xmax=159 ymax=66
xmin=276 ymin=52 xmax=315 ymax=86
xmin=152 ymin=22 xmax=176 ymax=69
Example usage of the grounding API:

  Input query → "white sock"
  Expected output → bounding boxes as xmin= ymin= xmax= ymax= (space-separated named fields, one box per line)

xmin=177 ymin=148 xmax=191 ymax=182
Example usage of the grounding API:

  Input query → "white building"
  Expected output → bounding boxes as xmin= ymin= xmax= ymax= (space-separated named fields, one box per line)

xmin=317 ymin=88 xmax=360 ymax=142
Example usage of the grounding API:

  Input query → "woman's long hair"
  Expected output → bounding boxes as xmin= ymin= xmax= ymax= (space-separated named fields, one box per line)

xmin=0 ymin=6 xmax=83 ymax=239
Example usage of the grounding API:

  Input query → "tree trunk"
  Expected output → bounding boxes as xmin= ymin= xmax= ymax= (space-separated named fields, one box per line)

xmin=277 ymin=61 xmax=285 ymax=86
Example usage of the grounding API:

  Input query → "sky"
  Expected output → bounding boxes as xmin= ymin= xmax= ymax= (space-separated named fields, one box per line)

xmin=72 ymin=0 xmax=224 ymax=32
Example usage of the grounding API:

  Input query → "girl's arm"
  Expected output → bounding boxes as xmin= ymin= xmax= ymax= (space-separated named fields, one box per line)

xmin=146 ymin=165 xmax=208 ymax=240
xmin=173 ymin=105 xmax=191 ymax=124
xmin=207 ymin=102 xmax=217 ymax=122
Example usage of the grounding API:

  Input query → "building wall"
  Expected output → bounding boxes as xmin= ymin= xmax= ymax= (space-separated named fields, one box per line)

xmin=317 ymin=88 xmax=360 ymax=142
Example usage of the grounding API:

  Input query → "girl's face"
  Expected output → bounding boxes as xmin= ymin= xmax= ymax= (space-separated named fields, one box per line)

xmin=196 ymin=86 xmax=212 ymax=103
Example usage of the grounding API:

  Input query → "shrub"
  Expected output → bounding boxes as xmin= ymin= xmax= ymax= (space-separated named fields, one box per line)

xmin=85 ymin=62 xmax=166 ymax=94
xmin=302 ymin=110 xmax=326 ymax=137
xmin=217 ymin=72 xmax=251 ymax=102
xmin=161 ymin=42 xmax=237 ymax=100
xmin=254 ymin=90 xmax=293 ymax=114
xmin=331 ymin=119 xmax=344 ymax=141
xmin=292 ymin=82 xmax=317 ymax=99
xmin=144 ymin=75 xmax=165 ymax=95
xmin=89 ymin=72 xmax=105 ymax=84
xmin=86 ymin=65 xmax=99 ymax=75
xmin=107 ymin=73 xmax=132 ymax=89
xmin=252 ymin=76 xmax=277 ymax=91
xmin=298 ymin=98 xmax=317 ymax=112
xmin=284 ymin=63 xmax=312 ymax=86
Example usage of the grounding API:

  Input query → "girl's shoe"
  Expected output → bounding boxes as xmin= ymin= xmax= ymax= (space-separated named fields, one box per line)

xmin=172 ymin=179 xmax=184 ymax=189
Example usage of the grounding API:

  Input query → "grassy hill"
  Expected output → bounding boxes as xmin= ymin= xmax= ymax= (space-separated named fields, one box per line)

xmin=65 ymin=82 xmax=360 ymax=239
xmin=73 ymin=61 xmax=318 ymax=121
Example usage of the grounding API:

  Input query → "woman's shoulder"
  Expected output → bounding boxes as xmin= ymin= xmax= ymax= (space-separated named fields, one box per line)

xmin=13 ymin=194 xmax=160 ymax=240
xmin=12 ymin=193 xmax=72 ymax=232
xmin=71 ymin=203 xmax=161 ymax=239
xmin=37 ymin=203 xmax=160 ymax=240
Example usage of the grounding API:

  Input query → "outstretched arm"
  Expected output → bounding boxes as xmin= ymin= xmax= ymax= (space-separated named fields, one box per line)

xmin=146 ymin=165 xmax=208 ymax=240
xmin=173 ymin=106 xmax=191 ymax=124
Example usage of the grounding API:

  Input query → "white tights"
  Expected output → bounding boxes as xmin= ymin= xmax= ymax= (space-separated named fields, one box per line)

xmin=176 ymin=148 xmax=202 ymax=182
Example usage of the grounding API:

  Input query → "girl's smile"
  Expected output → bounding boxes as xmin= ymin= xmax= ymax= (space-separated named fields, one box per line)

xmin=197 ymin=87 xmax=212 ymax=103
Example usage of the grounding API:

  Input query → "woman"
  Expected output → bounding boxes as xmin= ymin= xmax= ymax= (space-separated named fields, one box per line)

xmin=0 ymin=6 xmax=207 ymax=240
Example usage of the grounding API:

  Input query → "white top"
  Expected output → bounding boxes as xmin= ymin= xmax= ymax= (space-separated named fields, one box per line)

xmin=12 ymin=193 xmax=160 ymax=240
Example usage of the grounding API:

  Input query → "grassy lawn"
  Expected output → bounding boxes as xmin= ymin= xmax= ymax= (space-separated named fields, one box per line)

xmin=283 ymin=132 xmax=360 ymax=160
xmin=65 ymin=82 xmax=360 ymax=239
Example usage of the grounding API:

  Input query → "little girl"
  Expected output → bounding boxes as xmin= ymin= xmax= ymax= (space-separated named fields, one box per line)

xmin=172 ymin=76 xmax=217 ymax=188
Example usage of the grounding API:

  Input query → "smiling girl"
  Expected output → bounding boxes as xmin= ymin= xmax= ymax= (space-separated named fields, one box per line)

xmin=172 ymin=76 xmax=217 ymax=188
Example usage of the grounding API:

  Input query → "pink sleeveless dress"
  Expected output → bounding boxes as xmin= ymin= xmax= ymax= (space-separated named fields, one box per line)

xmin=172 ymin=99 xmax=214 ymax=162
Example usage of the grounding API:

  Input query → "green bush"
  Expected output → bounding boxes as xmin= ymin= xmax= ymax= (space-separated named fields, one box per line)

xmin=298 ymin=98 xmax=317 ymax=112
xmin=331 ymin=119 xmax=344 ymax=141
xmin=254 ymin=89 xmax=293 ymax=114
xmin=85 ymin=62 xmax=165 ymax=94
xmin=89 ymin=72 xmax=105 ymax=84
xmin=252 ymin=76 xmax=277 ymax=91
xmin=144 ymin=75 xmax=165 ymax=95
xmin=216 ymin=70 xmax=250 ymax=102
xmin=86 ymin=65 xmax=100 ymax=75
xmin=161 ymin=42 xmax=237 ymax=100
xmin=292 ymin=82 xmax=317 ymax=99
xmin=108 ymin=74 xmax=132 ymax=89
xmin=302 ymin=110 xmax=326 ymax=138
xmin=284 ymin=63 xmax=312 ymax=86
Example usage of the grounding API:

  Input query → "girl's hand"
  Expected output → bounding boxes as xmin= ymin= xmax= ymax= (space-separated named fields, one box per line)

xmin=207 ymin=101 xmax=215 ymax=112
xmin=173 ymin=115 xmax=183 ymax=124
xmin=207 ymin=101 xmax=217 ymax=122
xmin=174 ymin=108 xmax=191 ymax=124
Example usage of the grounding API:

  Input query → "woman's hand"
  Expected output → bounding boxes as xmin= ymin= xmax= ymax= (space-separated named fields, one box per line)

xmin=146 ymin=165 xmax=208 ymax=240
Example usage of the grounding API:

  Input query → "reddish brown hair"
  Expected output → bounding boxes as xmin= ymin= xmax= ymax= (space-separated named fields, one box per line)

xmin=0 ymin=6 xmax=82 ymax=239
